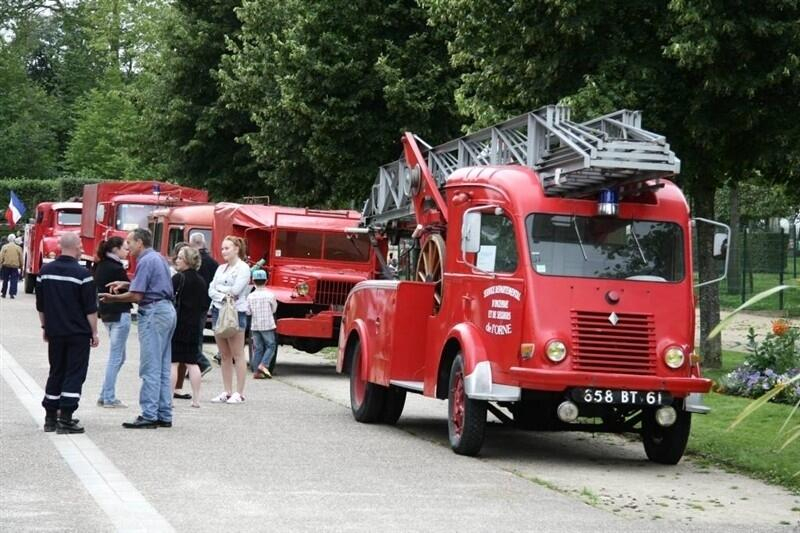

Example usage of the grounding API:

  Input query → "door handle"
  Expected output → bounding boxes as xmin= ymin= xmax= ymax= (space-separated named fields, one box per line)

xmin=375 ymin=317 xmax=381 ymax=327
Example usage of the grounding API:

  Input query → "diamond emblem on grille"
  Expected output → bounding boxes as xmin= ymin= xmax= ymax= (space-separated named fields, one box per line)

xmin=608 ymin=312 xmax=619 ymax=326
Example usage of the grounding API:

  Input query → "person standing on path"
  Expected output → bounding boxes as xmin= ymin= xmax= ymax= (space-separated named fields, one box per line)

xmin=0 ymin=233 xmax=23 ymax=298
xmin=190 ymin=232 xmax=218 ymax=374
xmin=100 ymin=228 xmax=176 ymax=429
xmin=247 ymin=269 xmax=277 ymax=379
xmin=208 ymin=236 xmax=251 ymax=404
xmin=37 ymin=232 xmax=99 ymax=434
xmin=170 ymin=246 xmax=208 ymax=407
xmin=93 ymin=237 xmax=132 ymax=408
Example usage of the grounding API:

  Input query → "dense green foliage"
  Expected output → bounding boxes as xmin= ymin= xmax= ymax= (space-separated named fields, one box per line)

xmin=0 ymin=177 xmax=96 ymax=215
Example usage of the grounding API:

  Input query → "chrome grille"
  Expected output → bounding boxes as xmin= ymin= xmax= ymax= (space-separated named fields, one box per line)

xmin=571 ymin=310 xmax=656 ymax=375
xmin=315 ymin=280 xmax=356 ymax=307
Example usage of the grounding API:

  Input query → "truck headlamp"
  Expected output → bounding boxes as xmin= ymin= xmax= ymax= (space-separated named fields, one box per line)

xmin=545 ymin=340 xmax=567 ymax=363
xmin=295 ymin=281 xmax=310 ymax=297
xmin=48 ymin=251 xmax=57 ymax=258
xmin=664 ymin=346 xmax=685 ymax=369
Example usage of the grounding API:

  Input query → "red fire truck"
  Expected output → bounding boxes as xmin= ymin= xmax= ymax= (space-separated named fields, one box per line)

xmin=337 ymin=106 xmax=728 ymax=464
xmin=79 ymin=181 xmax=208 ymax=273
xmin=211 ymin=202 xmax=384 ymax=358
xmin=22 ymin=201 xmax=82 ymax=293
xmin=149 ymin=203 xmax=214 ymax=258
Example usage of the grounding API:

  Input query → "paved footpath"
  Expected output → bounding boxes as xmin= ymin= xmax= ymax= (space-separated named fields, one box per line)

xmin=1 ymin=293 xmax=798 ymax=532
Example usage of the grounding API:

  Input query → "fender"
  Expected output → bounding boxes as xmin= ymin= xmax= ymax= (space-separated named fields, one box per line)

xmin=337 ymin=318 xmax=374 ymax=383
xmin=443 ymin=322 xmax=521 ymax=402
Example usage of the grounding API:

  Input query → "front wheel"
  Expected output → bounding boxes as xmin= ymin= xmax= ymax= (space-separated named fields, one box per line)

xmin=380 ymin=386 xmax=407 ymax=425
xmin=24 ymin=273 xmax=36 ymax=294
xmin=349 ymin=340 xmax=386 ymax=423
xmin=642 ymin=407 xmax=691 ymax=465
xmin=448 ymin=354 xmax=487 ymax=456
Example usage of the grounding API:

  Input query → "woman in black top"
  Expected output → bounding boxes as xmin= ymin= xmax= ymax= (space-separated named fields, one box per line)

xmin=94 ymin=236 xmax=133 ymax=408
xmin=171 ymin=245 xmax=208 ymax=407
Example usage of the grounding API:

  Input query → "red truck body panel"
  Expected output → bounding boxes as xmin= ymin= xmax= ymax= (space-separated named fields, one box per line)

xmin=22 ymin=201 xmax=82 ymax=293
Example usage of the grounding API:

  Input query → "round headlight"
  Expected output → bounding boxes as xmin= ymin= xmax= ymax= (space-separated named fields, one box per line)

xmin=295 ymin=281 xmax=310 ymax=297
xmin=48 ymin=251 xmax=57 ymax=258
xmin=664 ymin=346 xmax=685 ymax=369
xmin=545 ymin=340 xmax=567 ymax=363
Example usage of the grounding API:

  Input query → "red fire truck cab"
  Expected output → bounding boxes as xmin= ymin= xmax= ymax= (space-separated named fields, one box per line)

xmin=80 ymin=181 xmax=208 ymax=274
xmin=337 ymin=106 xmax=727 ymax=464
xmin=149 ymin=204 xmax=214 ymax=258
xmin=22 ymin=201 xmax=82 ymax=293
xmin=212 ymin=202 xmax=383 ymax=357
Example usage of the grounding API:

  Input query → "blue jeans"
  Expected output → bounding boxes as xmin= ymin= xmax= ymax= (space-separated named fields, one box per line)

xmin=99 ymin=313 xmax=131 ymax=403
xmin=137 ymin=300 xmax=177 ymax=422
xmin=251 ymin=330 xmax=277 ymax=372
xmin=1 ymin=266 xmax=19 ymax=297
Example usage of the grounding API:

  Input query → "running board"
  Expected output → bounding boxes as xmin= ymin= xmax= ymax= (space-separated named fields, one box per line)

xmin=389 ymin=380 xmax=424 ymax=393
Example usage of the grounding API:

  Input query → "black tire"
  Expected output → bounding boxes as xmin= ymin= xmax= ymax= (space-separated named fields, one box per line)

xmin=447 ymin=354 xmax=487 ymax=456
xmin=380 ymin=386 xmax=407 ymax=425
xmin=24 ymin=273 xmax=36 ymax=294
xmin=642 ymin=407 xmax=691 ymax=465
xmin=349 ymin=340 xmax=386 ymax=423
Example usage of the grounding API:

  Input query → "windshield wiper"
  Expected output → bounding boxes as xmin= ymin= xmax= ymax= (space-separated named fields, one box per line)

xmin=630 ymin=223 xmax=647 ymax=264
xmin=572 ymin=216 xmax=588 ymax=261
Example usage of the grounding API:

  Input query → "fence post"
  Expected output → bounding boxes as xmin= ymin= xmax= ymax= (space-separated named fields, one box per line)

xmin=779 ymin=228 xmax=785 ymax=310
xmin=741 ymin=225 xmax=747 ymax=304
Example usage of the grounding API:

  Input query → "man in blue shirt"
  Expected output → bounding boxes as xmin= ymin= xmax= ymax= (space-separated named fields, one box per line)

xmin=100 ymin=228 xmax=176 ymax=429
xmin=37 ymin=232 xmax=99 ymax=434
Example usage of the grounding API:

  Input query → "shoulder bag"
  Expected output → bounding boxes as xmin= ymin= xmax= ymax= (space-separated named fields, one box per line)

xmin=214 ymin=295 xmax=239 ymax=338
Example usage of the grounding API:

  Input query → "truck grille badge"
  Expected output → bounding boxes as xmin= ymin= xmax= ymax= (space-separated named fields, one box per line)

xmin=608 ymin=312 xmax=619 ymax=326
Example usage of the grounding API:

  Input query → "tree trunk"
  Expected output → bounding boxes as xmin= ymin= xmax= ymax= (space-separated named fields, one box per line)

xmin=726 ymin=180 xmax=741 ymax=294
xmin=695 ymin=186 xmax=723 ymax=369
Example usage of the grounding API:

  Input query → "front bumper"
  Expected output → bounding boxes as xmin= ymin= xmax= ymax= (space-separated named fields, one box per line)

xmin=276 ymin=312 xmax=335 ymax=340
xmin=507 ymin=366 xmax=712 ymax=395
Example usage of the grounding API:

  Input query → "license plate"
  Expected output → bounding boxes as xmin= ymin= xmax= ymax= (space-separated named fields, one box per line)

xmin=571 ymin=388 xmax=672 ymax=406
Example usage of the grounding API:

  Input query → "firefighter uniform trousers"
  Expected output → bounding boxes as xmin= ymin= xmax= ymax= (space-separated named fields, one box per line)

xmin=42 ymin=336 xmax=90 ymax=412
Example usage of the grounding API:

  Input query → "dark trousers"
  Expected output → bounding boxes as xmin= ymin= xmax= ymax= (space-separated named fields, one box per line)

xmin=1 ymin=266 xmax=19 ymax=297
xmin=41 ymin=335 xmax=91 ymax=413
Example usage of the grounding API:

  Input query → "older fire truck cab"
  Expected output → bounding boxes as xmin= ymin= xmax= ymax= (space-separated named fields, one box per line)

xmin=149 ymin=204 xmax=214 ymax=257
xmin=80 ymin=181 xmax=208 ymax=275
xmin=212 ymin=203 xmax=383 ymax=358
xmin=22 ymin=201 xmax=82 ymax=293
xmin=338 ymin=106 xmax=725 ymax=464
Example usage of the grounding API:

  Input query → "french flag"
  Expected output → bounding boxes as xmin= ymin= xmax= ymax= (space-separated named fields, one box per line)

xmin=5 ymin=191 xmax=26 ymax=228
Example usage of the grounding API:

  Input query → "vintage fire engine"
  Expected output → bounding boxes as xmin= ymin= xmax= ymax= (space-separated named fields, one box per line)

xmin=149 ymin=203 xmax=214 ymax=257
xmin=22 ymin=201 xmax=82 ymax=293
xmin=79 ymin=181 xmax=208 ymax=274
xmin=337 ymin=105 xmax=728 ymax=463
xmin=210 ymin=202 xmax=384 ymax=358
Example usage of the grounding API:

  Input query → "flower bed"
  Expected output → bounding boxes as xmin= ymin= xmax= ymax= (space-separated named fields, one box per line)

xmin=716 ymin=320 xmax=800 ymax=405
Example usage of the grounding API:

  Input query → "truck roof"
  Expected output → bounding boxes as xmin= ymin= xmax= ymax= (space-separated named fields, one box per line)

xmin=213 ymin=203 xmax=361 ymax=234
xmin=445 ymin=165 xmax=689 ymax=221
xmin=51 ymin=202 xmax=82 ymax=211
xmin=150 ymin=203 xmax=215 ymax=224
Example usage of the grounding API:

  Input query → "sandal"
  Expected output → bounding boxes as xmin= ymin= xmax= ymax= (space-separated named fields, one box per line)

xmin=257 ymin=365 xmax=272 ymax=379
xmin=191 ymin=402 xmax=201 ymax=408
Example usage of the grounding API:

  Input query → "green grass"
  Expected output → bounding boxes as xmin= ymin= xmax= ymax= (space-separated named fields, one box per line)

xmin=687 ymin=350 xmax=800 ymax=491
xmin=718 ymin=265 xmax=800 ymax=316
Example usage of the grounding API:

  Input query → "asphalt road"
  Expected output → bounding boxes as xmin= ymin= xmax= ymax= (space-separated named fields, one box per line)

xmin=1 ymin=293 xmax=798 ymax=532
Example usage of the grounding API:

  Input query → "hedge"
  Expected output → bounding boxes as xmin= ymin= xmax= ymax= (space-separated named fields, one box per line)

xmin=0 ymin=177 xmax=98 ymax=222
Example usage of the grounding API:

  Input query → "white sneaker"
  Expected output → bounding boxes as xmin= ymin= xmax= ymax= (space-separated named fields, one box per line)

xmin=226 ymin=392 xmax=245 ymax=404
xmin=210 ymin=391 xmax=230 ymax=403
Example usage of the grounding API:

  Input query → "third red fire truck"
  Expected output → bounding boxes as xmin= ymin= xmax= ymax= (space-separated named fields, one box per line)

xmin=337 ymin=105 xmax=728 ymax=464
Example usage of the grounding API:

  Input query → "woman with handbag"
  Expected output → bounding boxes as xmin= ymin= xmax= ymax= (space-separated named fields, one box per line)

xmin=94 ymin=237 xmax=132 ymax=408
xmin=171 ymin=246 xmax=208 ymax=408
xmin=208 ymin=236 xmax=252 ymax=403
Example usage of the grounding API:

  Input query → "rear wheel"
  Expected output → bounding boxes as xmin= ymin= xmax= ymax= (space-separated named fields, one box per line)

xmin=349 ymin=340 xmax=386 ymax=423
xmin=448 ymin=354 xmax=487 ymax=456
xmin=380 ymin=386 xmax=407 ymax=425
xmin=24 ymin=273 xmax=36 ymax=294
xmin=642 ymin=407 xmax=691 ymax=465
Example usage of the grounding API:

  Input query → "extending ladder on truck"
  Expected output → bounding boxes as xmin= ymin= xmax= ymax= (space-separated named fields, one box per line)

xmin=364 ymin=105 xmax=680 ymax=226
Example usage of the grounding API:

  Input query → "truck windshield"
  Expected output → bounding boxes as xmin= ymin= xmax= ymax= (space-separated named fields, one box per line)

xmin=57 ymin=210 xmax=81 ymax=226
xmin=526 ymin=214 xmax=685 ymax=282
xmin=116 ymin=204 xmax=158 ymax=231
xmin=275 ymin=230 xmax=371 ymax=262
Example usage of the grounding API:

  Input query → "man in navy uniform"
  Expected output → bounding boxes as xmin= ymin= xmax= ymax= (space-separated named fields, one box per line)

xmin=37 ymin=232 xmax=99 ymax=434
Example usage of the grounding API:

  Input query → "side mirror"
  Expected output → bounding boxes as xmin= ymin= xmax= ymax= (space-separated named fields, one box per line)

xmin=712 ymin=233 xmax=727 ymax=260
xmin=462 ymin=211 xmax=482 ymax=253
xmin=693 ymin=217 xmax=731 ymax=288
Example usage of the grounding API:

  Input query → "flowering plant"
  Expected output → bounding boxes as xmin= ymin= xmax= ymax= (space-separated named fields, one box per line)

xmin=743 ymin=324 xmax=799 ymax=375
xmin=718 ymin=366 xmax=800 ymax=404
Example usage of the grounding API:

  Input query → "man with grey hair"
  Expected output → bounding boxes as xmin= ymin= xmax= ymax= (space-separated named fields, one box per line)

xmin=100 ymin=228 xmax=176 ymax=429
xmin=37 ymin=232 xmax=99 ymax=434
xmin=190 ymin=232 xmax=217 ymax=374
xmin=1 ymin=232 xmax=23 ymax=298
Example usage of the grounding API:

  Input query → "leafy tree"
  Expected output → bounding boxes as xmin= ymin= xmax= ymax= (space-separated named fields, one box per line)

xmin=0 ymin=43 xmax=60 ymax=177
xmin=139 ymin=0 xmax=259 ymax=200
xmin=219 ymin=0 xmax=462 ymax=207
xmin=425 ymin=0 xmax=800 ymax=368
